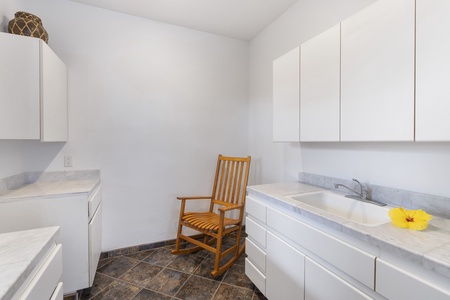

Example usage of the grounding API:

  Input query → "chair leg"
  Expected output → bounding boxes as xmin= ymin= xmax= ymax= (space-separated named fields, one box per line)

xmin=210 ymin=227 xmax=246 ymax=277
xmin=213 ymin=234 xmax=223 ymax=276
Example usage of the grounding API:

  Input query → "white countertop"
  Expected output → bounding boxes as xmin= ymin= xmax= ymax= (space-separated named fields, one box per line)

xmin=248 ymin=182 xmax=450 ymax=280
xmin=0 ymin=226 xmax=60 ymax=300
xmin=0 ymin=178 xmax=100 ymax=202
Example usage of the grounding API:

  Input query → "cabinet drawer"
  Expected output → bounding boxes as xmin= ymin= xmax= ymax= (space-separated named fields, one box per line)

xmin=246 ymin=217 xmax=266 ymax=249
xmin=305 ymin=257 xmax=372 ymax=300
xmin=267 ymin=207 xmax=375 ymax=289
xmin=246 ymin=196 xmax=266 ymax=223
xmin=50 ymin=282 xmax=63 ymax=300
xmin=20 ymin=244 xmax=62 ymax=300
xmin=245 ymin=258 xmax=266 ymax=295
xmin=246 ymin=238 xmax=266 ymax=273
xmin=88 ymin=185 xmax=102 ymax=220
xmin=376 ymin=259 xmax=450 ymax=300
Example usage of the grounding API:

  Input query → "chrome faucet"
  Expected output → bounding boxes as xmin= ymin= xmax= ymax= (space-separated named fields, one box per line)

xmin=334 ymin=178 xmax=386 ymax=206
xmin=334 ymin=178 xmax=367 ymax=199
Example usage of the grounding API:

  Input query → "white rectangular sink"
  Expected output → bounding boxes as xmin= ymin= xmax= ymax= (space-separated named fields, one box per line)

xmin=289 ymin=191 xmax=390 ymax=226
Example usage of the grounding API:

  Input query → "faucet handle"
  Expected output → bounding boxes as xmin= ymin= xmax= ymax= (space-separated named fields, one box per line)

xmin=352 ymin=178 xmax=367 ymax=199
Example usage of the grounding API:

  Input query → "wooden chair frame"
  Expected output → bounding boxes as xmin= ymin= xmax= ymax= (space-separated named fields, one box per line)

xmin=171 ymin=154 xmax=251 ymax=277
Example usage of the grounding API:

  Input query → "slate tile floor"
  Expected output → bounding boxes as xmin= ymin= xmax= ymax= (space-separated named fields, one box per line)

xmin=65 ymin=235 xmax=267 ymax=300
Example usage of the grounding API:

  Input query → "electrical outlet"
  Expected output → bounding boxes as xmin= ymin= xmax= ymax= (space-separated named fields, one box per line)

xmin=64 ymin=155 xmax=73 ymax=167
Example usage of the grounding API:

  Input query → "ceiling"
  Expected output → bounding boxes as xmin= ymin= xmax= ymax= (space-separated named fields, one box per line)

xmin=69 ymin=0 xmax=298 ymax=41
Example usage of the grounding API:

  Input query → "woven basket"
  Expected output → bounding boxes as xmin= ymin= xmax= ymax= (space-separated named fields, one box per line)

xmin=8 ymin=12 xmax=48 ymax=43
xmin=14 ymin=11 xmax=42 ymax=24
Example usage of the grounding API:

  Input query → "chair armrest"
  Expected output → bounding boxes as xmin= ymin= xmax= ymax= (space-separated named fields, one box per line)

xmin=177 ymin=196 xmax=212 ymax=201
xmin=218 ymin=204 xmax=244 ymax=212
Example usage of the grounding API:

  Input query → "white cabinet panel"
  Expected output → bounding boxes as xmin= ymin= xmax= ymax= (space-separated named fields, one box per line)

xmin=266 ymin=231 xmax=305 ymax=300
xmin=0 ymin=34 xmax=40 ymax=139
xmin=41 ymin=42 xmax=68 ymax=142
xmin=19 ymin=244 xmax=62 ymax=300
xmin=376 ymin=259 xmax=450 ymax=300
xmin=0 ymin=33 xmax=67 ymax=142
xmin=341 ymin=0 xmax=415 ymax=141
xmin=305 ymin=257 xmax=372 ymax=300
xmin=89 ymin=203 xmax=102 ymax=285
xmin=246 ymin=196 xmax=266 ymax=223
xmin=246 ymin=238 xmax=266 ymax=273
xmin=273 ymin=47 xmax=300 ymax=142
xmin=267 ymin=207 xmax=375 ymax=289
xmin=50 ymin=282 xmax=63 ymax=300
xmin=245 ymin=217 xmax=266 ymax=249
xmin=300 ymin=24 xmax=340 ymax=142
xmin=245 ymin=258 xmax=266 ymax=295
xmin=416 ymin=0 xmax=450 ymax=141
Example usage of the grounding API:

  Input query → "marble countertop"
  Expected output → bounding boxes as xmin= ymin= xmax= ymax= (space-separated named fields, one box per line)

xmin=0 ymin=226 xmax=60 ymax=300
xmin=247 ymin=182 xmax=450 ymax=280
xmin=0 ymin=178 xmax=100 ymax=203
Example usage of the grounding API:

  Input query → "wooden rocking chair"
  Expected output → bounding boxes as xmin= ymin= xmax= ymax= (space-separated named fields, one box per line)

xmin=171 ymin=154 xmax=251 ymax=277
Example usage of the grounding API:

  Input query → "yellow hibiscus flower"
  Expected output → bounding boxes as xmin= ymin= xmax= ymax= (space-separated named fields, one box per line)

xmin=388 ymin=207 xmax=432 ymax=230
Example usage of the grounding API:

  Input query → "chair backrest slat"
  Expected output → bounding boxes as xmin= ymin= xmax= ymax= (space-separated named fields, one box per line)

xmin=211 ymin=155 xmax=251 ymax=208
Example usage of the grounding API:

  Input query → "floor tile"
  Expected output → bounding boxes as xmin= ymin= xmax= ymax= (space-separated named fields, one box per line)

xmin=167 ymin=254 xmax=205 ymax=274
xmin=125 ymin=249 xmax=155 ymax=261
xmin=145 ymin=268 xmax=190 ymax=296
xmin=212 ymin=283 xmax=254 ymax=300
xmin=74 ymin=231 xmax=255 ymax=300
xmin=144 ymin=247 xmax=176 ymax=267
xmin=80 ymin=273 xmax=115 ymax=299
xmin=252 ymin=289 xmax=268 ymax=300
xmin=97 ymin=256 xmax=140 ymax=278
xmin=192 ymin=258 xmax=226 ymax=281
xmin=222 ymin=264 xmax=255 ymax=290
xmin=97 ymin=257 xmax=114 ymax=270
xmin=89 ymin=280 xmax=140 ymax=300
xmin=132 ymin=288 xmax=172 ymax=300
xmin=119 ymin=262 xmax=164 ymax=288
xmin=174 ymin=276 xmax=220 ymax=300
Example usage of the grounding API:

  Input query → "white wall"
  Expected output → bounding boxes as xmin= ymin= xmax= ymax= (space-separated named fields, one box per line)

xmin=2 ymin=0 xmax=249 ymax=250
xmin=249 ymin=0 xmax=450 ymax=198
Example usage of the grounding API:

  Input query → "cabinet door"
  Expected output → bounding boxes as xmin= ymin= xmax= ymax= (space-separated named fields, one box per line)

xmin=266 ymin=231 xmax=305 ymax=300
xmin=300 ymin=24 xmax=340 ymax=142
xmin=89 ymin=203 xmax=102 ymax=285
xmin=416 ymin=0 xmax=450 ymax=141
xmin=376 ymin=259 xmax=450 ymax=300
xmin=305 ymin=257 xmax=372 ymax=300
xmin=273 ymin=47 xmax=300 ymax=142
xmin=41 ymin=41 xmax=68 ymax=142
xmin=341 ymin=0 xmax=415 ymax=141
xmin=0 ymin=33 xmax=40 ymax=139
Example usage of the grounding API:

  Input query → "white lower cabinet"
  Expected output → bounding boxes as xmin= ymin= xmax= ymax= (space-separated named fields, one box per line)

xmin=246 ymin=195 xmax=374 ymax=300
xmin=305 ymin=257 xmax=371 ymax=300
xmin=246 ymin=192 xmax=450 ymax=299
xmin=266 ymin=231 xmax=305 ymax=300
xmin=0 ymin=185 xmax=102 ymax=294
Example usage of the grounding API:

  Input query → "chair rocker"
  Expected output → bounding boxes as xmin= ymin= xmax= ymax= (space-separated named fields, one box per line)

xmin=171 ymin=154 xmax=251 ymax=277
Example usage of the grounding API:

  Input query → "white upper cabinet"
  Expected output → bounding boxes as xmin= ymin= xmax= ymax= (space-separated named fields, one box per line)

xmin=273 ymin=47 xmax=300 ymax=142
xmin=0 ymin=33 xmax=68 ymax=142
xmin=341 ymin=0 xmax=415 ymax=141
xmin=300 ymin=24 xmax=340 ymax=142
xmin=416 ymin=0 xmax=450 ymax=141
